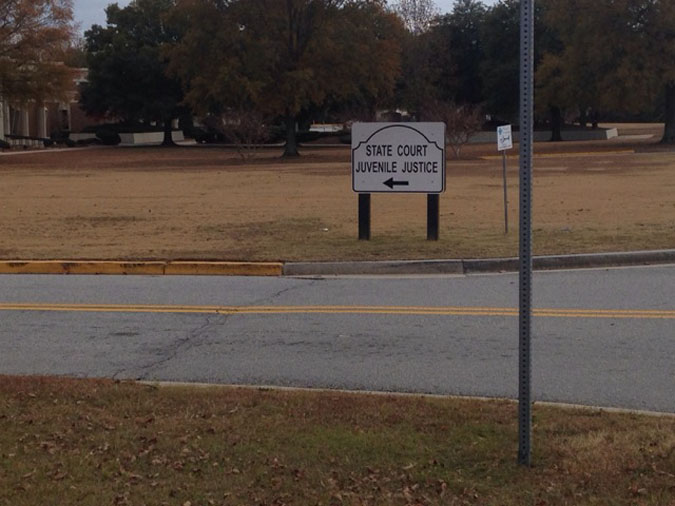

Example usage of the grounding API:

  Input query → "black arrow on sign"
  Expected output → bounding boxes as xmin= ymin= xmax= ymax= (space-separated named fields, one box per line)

xmin=383 ymin=177 xmax=410 ymax=189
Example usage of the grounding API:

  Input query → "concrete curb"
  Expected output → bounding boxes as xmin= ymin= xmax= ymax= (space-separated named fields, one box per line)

xmin=0 ymin=260 xmax=283 ymax=276
xmin=284 ymin=259 xmax=464 ymax=276
xmin=0 ymin=250 xmax=673 ymax=276
xmin=463 ymin=249 xmax=675 ymax=274
xmin=140 ymin=381 xmax=675 ymax=417
xmin=284 ymin=249 xmax=675 ymax=276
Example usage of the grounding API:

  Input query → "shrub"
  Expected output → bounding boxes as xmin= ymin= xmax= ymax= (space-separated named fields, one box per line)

xmin=296 ymin=131 xmax=323 ymax=143
xmin=95 ymin=127 xmax=121 ymax=146
xmin=187 ymin=126 xmax=225 ymax=144
xmin=75 ymin=138 xmax=101 ymax=146
xmin=50 ymin=129 xmax=70 ymax=141
xmin=339 ymin=131 xmax=351 ymax=144
xmin=267 ymin=125 xmax=286 ymax=143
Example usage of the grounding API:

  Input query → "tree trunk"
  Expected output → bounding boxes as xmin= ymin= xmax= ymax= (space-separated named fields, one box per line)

xmin=661 ymin=82 xmax=675 ymax=144
xmin=283 ymin=113 xmax=299 ymax=157
xmin=590 ymin=109 xmax=600 ymax=129
xmin=549 ymin=106 xmax=563 ymax=142
xmin=162 ymin=118 xmax=176 ymax=147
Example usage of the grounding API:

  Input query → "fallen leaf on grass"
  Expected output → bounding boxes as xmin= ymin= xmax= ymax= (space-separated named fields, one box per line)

xmin=629 ymin=486 xmax=648 ymax=496
xmin=126 ymin=473 xmax=143 ymax=483
xmin=40 ymin=441 xmax=56 ymax=454
xmin=135 ymin=416 xmax=155 ymax=426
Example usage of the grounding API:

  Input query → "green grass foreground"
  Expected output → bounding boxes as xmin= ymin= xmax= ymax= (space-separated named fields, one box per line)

xmin=1 ymin=376 xmax=673 ymax=505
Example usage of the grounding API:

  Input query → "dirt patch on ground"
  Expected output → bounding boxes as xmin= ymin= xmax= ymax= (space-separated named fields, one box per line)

xmin=1 ymin=135 xmax=674 ymax=261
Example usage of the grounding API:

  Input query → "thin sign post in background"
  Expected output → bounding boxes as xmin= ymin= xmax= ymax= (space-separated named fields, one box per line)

xmin=497 ymin=124 xmax=513 ymax=234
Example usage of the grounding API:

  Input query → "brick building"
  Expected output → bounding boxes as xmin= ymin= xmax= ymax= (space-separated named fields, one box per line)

xmin=1 ymin=68 xmax=101 ymax=141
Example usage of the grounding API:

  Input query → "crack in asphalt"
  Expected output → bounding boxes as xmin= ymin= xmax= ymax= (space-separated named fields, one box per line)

xmin=120 ymin=314 xmax=229 ymax=380
xmin=249 ymin=278 xmax=324 ymax=306
xmin=109 ymin=280 xmax=322 ymax=381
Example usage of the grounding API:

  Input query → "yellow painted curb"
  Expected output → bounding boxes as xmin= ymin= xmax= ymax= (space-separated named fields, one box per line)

xmin=164 ymin=261 xmax=282 ymax=276
xmin=0 ymin=260 xmax=283 ymax=276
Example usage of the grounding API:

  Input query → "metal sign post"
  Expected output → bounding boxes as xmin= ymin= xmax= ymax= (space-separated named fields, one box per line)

xmin=518 ymin=0 xmax=534 ymax=467
xmin=358 ymin=193 xmax=371 ymax=240
xmin=427 ymin=194 xmax=439 ymax=240
xmin=502 ymin=152 xmax=508 ymax=234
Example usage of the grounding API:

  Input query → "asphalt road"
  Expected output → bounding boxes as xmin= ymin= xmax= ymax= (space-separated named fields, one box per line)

xmin=0 ymin=265 xmax=673 ymax=412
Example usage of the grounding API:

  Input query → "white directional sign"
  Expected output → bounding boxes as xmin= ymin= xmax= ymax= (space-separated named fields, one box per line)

xmin=352 ymin=122 xmax=446 ymax=193
xmin=497 ymin=124 xmax=513 ymax=151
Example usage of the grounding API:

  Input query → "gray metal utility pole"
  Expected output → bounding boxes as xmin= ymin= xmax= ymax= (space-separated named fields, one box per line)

xmin=518 ymin=0 xmax=534 ymax=467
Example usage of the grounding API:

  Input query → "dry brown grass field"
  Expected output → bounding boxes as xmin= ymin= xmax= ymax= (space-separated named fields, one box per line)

xmin=1 ymin=124 xmax=673 ymax=261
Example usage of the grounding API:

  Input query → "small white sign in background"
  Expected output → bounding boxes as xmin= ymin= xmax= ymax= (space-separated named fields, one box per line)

xmin=352 ymin=122 xmax=446 ymax=193
xmin=497 ymin=124 xmax=513 ymax=151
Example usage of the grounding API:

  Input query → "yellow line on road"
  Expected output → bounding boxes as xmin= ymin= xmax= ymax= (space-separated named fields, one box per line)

xmin=0 ymin=303 xmax=673 ymax=319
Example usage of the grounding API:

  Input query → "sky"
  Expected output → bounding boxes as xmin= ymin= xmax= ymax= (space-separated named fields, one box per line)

xmin=73 ymin=0 xmax=499 ymax=34
xmin=73 ymin=0 xmax=130 ymax=33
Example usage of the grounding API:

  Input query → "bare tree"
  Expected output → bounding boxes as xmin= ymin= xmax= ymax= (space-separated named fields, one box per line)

xmin=203 ymin=109 xmax=270 ymax=161
xmin=421 ymin=99 xmax=483 ymax=158
xmin=393 ymin=0 xmax=439 ymax=36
